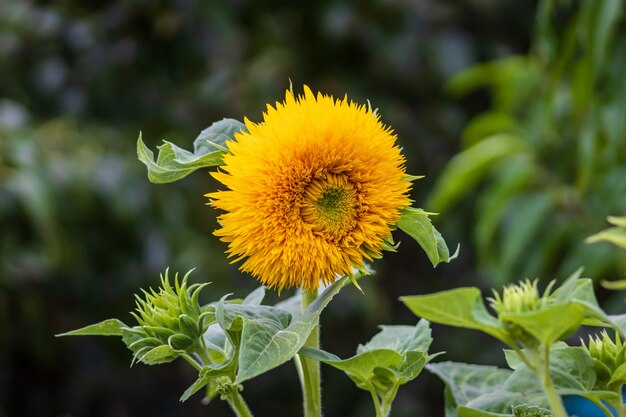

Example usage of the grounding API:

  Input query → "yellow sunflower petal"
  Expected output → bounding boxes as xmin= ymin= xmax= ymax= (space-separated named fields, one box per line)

xmin=208 ymin=86 xmax=412 ymax=291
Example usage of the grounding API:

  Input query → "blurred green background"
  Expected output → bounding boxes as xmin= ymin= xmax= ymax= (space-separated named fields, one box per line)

xmin=1 ymin=0 xmax=625 ymax=416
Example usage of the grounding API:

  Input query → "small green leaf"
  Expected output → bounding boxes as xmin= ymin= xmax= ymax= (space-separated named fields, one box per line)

xmin=193 ymin=118 xmax=247 ymax=155
xmin=57 ymin=319 xmax=127 ymax=337
xmin=140 ymin=344 xmax=177 ymax=364
xmin=396 ymin=207 xmax=456 ymax=267
xmin=609 ymin=362 xmax=626 ymax=386
xmin=137 ymin=134 xmax=226 ymax=184
xmin=242 ymin=286 xmax=266 ymax=306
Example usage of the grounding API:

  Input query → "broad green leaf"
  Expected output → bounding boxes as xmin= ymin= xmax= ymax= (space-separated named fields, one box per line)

xmin=401 ymin=288 xmax=509 ymax=343
xmin=396 ymin=207 xmax=457 ymax=267
xmin=505 ymin=346 xmax=596 ymax=394
xmin=427 ymin=134 xmax=528 ymax=213
xmin=57 ymin=319 xmax=127 ymax=337
xmin=300 ymin=347 xmax=403 ymax=390
xmin=215 ymin=277 xmax=349 ymax=383
xmin=300 ymin=321 xmax=435 ymax=410
xmin=500 ymin=303 xmax=586 ymax=346
xmin=359 ymin=320 xmax=432 ymax=354
xmin=427 ymin=362 xmax=515 ymax=413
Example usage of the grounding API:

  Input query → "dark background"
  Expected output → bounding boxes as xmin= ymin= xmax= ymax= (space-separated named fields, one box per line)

xmin=1 ymin=1 xmax=625 ymax=416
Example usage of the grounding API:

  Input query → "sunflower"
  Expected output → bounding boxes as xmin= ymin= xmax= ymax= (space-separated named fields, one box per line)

xmin=208 ymin=86 xmax=412 ymax=291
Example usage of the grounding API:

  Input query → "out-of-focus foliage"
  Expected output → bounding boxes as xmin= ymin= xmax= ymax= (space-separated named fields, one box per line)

xmin=428 ymin=0 xmax=626 ymax=284
xmin=7 ymin=0 xmax=619 ymax=416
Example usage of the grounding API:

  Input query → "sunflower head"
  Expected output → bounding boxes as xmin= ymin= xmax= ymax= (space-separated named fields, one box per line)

xmin=208 ymin=86 xmax=412 ymax=290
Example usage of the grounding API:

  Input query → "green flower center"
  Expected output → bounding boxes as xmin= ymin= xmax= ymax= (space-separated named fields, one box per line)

xmin=301 ymin=174 xmax=359 ymax=240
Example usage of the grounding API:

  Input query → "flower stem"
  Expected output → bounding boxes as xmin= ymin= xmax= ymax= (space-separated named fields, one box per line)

xmin=592 ymin=397 xmax=616 ymax=417
xmin=380 ymin=384 xmax=399 ymax=417
xmin=537 ymin=345 xmax=568 ymax=417
xmin=225 ymin=389 xmax=254 ymax=417
xmin=368 ymin=388 xmax=384 ymax=417
xmin=299 ymin=289 xmax=321 ymax=417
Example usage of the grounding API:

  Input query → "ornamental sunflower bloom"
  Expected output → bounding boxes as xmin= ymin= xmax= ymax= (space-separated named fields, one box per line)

xmin=208 ymin=86 xmax=412 ymax=291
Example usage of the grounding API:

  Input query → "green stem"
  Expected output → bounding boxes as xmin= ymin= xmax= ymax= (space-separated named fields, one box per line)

xmin=182 ymin=354 xmax=202 ymax=371
xmin=299 ymin=289 xmax=321 ymax=417
xmin=225 ymin=389 xmax=254 ymax=417
xmin=607 ymin=384 xmax=626 ymax=417
xmin=195 ymin=345 xmax=212 ymax=365
xmin=368 ymin=388 xmax=385 ymax=417
xmin=380 ymin=384 xmax=400 ymax=417
xmin=591 ymin=397 xmax=615 ymax=417
xmin=537 ymin=345 xmax=568 ymax=417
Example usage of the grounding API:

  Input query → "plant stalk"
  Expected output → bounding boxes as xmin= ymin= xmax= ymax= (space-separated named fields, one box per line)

xmin=380 ymin=384 xmax=399 ymax=417
xmin=368 ymin=388 xmax=385 ymax=417
xmin=299 ymin=289 xmax=321 ymax=417
xmin=538 ymin=345 xmax=568 ymax=417
xmin=225 ymin=389 xmax=254 ymax=417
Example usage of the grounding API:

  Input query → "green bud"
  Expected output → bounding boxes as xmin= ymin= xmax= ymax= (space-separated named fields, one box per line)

xmin=584 ymin=331 xmax=626 ymax=388
xmin=488 ymin=279 xmax=555 ymax=347
xmin=215 ymin=376 xmax=243 ymax=401
xmin=122 ymin=269 xmax=212 ymax=364
xmin=489 ymin=280 xmax=553 ymax=316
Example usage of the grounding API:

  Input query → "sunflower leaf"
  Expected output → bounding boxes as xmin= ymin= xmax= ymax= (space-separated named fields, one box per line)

xmin=299 ymin=321 xmax=436 ymax=409
xmin=401 ymin=288 xmax=509 ymax=343
xmin=56 ymin=319 xmax=128 ymax=337
xmin=137 ymin=119 xmax=247 ymax=184
xmin=396 ymin=207 xmax=457 ymax=267
xmin=193 ymin=118 xmax=247 ymax=155
xmin=210 ymin=277 xmax=349 ymax=384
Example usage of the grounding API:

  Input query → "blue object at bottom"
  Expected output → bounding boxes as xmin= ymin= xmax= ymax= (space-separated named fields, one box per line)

xmin=563 ymin=394 xmax=619 ymax=417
